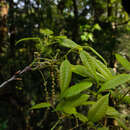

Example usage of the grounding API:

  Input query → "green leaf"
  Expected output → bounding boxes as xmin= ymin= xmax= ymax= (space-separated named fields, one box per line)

xmin=74 ymin=112 xmax=88 ymax=123
xmin=81 ymin=101 xmax=96 ymax=106
xmin=115 ymin=54 xmax=130 ymax=71
xmin=106 ymin=106 xmax=121 ymax=117
xmin=55 ymin=36 xmax=67 ymax=39
xmin=16 ymin=37 xmax=42 ymax=45
xmin=56 ymin=94 xmax=89 ymax=112
xmin=83 ymin=46 xmax=107 ymax=65
xmin=80 ymin=50 xmax=97 ymax=81
xmin=61 ymin=107 xmax=77 ymax=114
xmin=60 ymin=81 xmax=92 ymax=99
xmin=96 ymin=72 xmax=107 ymax=81
xmin=88 ymin=33 xmax=94 ymax=42
xmin=30 ymin=102 xmax=51 ymax=110
xmin=71 ymin=65 xmax=95 ymax=78
xmin=99 ymin=74 xmax=130 ymax=92
xmin=88 ymin=95 xmax=109 ymax=122
xmin=60 ymin=60 xmax=72 ymax=93
xmin=94 ymin=58 xmax=112 ymax=80
xmin=122 ymin=96 xmax=130 ymax=104
xmin=58 ymin=38 xmax=81 ymax=49
xmin=111 ymin=91 xmax=130 ymax=104
xmin=97 ymin=127 xmax=109 ymax=130
xmin=40 ymin=29 xmax=54 ymax=35
xmin=114 ymin=118 xmax=128 ymax=130
xmin=81 ymin=34 xmax=88 ymax=41
xmin=93 ymin=24 xmax=101 ymax=31
xmin=71 ymin=64 xmax=106 ymax=81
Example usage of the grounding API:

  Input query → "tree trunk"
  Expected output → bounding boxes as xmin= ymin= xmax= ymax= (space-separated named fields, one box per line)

xmin=72 ymin=0 xmax=80 ymax=42
xmin=0 ymin=0 xmax=8 ymax=53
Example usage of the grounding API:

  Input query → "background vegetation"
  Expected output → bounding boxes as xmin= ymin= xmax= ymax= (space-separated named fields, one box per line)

xmin=0 ymin=0 xmax=130 ymax=129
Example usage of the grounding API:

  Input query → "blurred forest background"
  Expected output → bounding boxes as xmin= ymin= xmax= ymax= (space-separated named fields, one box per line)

xmin=0 ymin=0 xmax=130 ymax=129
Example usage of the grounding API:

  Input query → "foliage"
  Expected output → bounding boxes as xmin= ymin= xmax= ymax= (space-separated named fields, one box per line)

xmin=115 ymin=54 xmax=130 ymax=71
xmin=20 ymin=34 xmax=129 ymax=129
xmin=0 ymin=0 xmax=130 ymax=129
xmin=80 ymin=23 xmax=101 ymax=42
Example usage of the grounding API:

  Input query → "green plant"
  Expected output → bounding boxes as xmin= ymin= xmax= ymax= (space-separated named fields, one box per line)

xmin=80 ymin=24 xmax=101 ymax=43
xmin=17 ymin=31 xmax=129 ymax=130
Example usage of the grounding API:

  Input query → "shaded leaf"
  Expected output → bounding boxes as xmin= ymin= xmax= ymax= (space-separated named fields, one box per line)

xmin=97 ymin=127 xmax=109 ymax=130
xmin=115 ymin=118 xmax=128 ymax=130
xmin=56 ymin=94 xmax=89 ymax=112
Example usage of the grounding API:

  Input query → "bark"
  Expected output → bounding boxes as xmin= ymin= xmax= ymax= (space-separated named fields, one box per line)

xmin=107 ymin=0 xmax=112 ymax=18
xmin=0 ymin=0 xmax=8 ymax=53
xmin=72 ymin=0 xmax=80 ymax=42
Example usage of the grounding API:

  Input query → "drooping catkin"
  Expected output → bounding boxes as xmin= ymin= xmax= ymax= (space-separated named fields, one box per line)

xmin=50 ymin=64 xmax=56 ymax=106
xmin=43 ymin=81 xmax=49 ymax=102
xmin=39 ymin=70 xmax=49 ymax=102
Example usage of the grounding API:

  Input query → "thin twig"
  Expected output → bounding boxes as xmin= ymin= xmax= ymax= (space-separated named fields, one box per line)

xmin=0 ymin=66 xmax=31 ymax=88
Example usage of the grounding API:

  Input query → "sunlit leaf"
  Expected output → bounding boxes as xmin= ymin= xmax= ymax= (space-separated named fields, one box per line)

xmin=55 ymin=36 xmax=67 ymax=39
xmin=106 ymin=106 xmax=121 ymax=117
xmin=71 ymin=65 xmax=94 ymax=78
xmin=115 ymin=54 xmax=130 ymax=71
xmin=58 ymin=38 xmax=81 ymax=49
xmin=71 ymin=64 xmax=106 ymax=81
xmin=122 ymin=96 xmax=130 ymax=104
xmin=74 ymin=112 xmax=88 ymax=123
xmin=60 ymin=81 xmax=92 ymax=99
xmin=40 ymin=29 xmax=54 ymax=35
xmin=80 ymin=50 xmax=97 ymax=81
xmin=93 ymin=24 xmax=101 ymax=31
xmin=60 ymin=60 xmax=72 ymax=93
xmin=81 ymin=35 xmax=88 ymax=41
xmin=30 ymin=102 xmax=51 ymax=110
xmin=16 ymin=37 xmax=42 ymax=45
xmin=99 ymin=74 xmax=130 ymax=92
xmin=88 ymin=33 xmax=94 ymax=42
xmin=88 ymin=95 xmax=109 ymax=122
xmin=83 ymin=46 xmax=107 ymax=65
xmin=93 ymin=58 xmax=112 ymax=80
xmin=61 ymin=107 xmax=77 ymax=114
xmin=81 ymin=101 xmax=96 ymax=106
